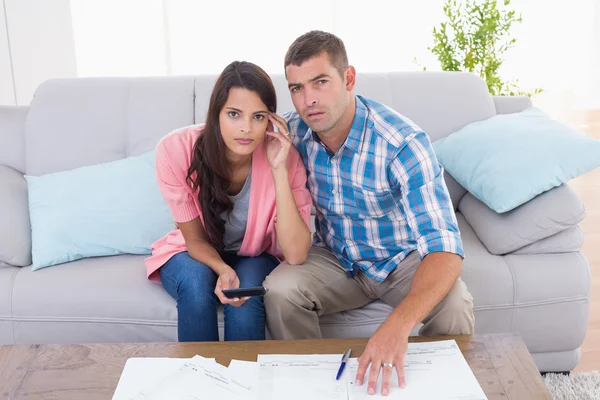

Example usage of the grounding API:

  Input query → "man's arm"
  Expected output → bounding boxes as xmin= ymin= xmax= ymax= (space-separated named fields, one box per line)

xmin=383 ymin=127 xmax=465 ymax=335
xmin=355 ymin=129 xmax=465 ymax=395
xmin=384 ymin=251 xmax=462 ymax=337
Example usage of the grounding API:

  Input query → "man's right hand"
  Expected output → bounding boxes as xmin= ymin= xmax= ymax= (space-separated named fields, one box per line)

xmin=214 ymin=268 xmax=249 ymax=307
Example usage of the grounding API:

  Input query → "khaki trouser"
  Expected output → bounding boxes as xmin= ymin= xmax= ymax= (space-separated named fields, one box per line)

xmin=264 ymin=246 xmax=475 ymax=340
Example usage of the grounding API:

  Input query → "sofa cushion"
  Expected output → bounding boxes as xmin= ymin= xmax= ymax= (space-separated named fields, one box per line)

xmin=0 ymin=106 xmax=28 ymax=173
xmin=444 ymin=171 xmax=467 ymax=211
xmin=25 ymin=77 xmax=195 ymax=175
xmin=0 ymin=165 xmax=31 ymax=267
xmin=433 ymin=107 xmax=600 ymax=213
xmin=10 ymin=255 xmax=177 ymax=344
xmin=458 ymin=184 xmax=585 ymax=255
xmin=511 ymin=225 xmax=584 ymax=255
xmin=457 ymin=213 xmax=589 ymax=353
xmin=24 ymin=151 xmax=174 ymax=271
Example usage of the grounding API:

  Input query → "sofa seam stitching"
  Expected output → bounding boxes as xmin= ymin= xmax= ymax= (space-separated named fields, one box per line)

xmin=125 ymin=82 xmax=132 ymax=157
xmin=8 ymin=267 xmax=20 ymax=343
xmin=473 ymin=295 xmax=588 ymax=309
xmin=501 ymin=254 xmax=517 ymax=332
xmin=0 ymin=295 xmax=587 ymax=325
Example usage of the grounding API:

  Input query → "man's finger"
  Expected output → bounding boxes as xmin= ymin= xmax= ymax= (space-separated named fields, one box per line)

xmin=396 ymin=355 xmax=406 ymax=389
xmin=381 ymin=363 xmax=393 ymax=396
xmin=367 ymin=360 xmax=381 ymax=396
xmin=354 ymin=354 xmax=370 ymax=386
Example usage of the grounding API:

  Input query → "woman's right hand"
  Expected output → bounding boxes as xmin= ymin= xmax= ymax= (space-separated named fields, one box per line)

xmin=214 ymin=268 xmax=249 ymax=307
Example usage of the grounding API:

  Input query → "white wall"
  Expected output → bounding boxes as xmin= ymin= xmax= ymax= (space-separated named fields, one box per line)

xmin=4 ymin=0 xmax=77 ymax=105
xmin=70 ymin=0 xmax=168 ymax=77
xmin=1 ymin=0 xmax=598 ymax=115
xmin=0 ymin=0 xmax=15 ymax=105
xmin=590 ymin=0 xmax=600 ymax=109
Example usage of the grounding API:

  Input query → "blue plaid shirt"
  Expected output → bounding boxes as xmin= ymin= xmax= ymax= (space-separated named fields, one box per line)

xmin=284 ymin=95 xmax=464 ymax=282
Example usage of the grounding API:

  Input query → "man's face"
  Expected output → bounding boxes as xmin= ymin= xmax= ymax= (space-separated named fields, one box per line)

xmin=285 ymin=52 xmax=351 ymax=135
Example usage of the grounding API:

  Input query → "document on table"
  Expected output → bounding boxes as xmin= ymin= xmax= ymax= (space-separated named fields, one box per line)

xmin=112 ymin=357 xmax=212 ymax=400
xmin=113 ymin=339 xmax=486 ymax=400
xmin=257 ymin=354 xmax=348 ymax=400
xmin=346 ymin=340 xmax=488 ymax=400
xmin=128 ymin=355 xmax=255 ymax=400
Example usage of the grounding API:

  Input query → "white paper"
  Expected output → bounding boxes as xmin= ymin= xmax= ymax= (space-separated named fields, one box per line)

xmin=227 ymin=360 xmax=258 ymax=399
xmin=228 ymin=360 xmax=258 ymax=381
xmin=112 ymin=357 xmax=212 ymax=400
xmin=257 ymin=354 xmax=348 ymax=400
xmin=346 ymin=340 xmax=488 ymax=400
xmin=131 ymin=355 xmax=254 ymax=400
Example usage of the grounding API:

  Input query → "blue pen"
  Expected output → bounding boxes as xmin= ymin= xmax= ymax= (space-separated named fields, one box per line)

xmin=335 ymin=348 xmax=352 ymax=380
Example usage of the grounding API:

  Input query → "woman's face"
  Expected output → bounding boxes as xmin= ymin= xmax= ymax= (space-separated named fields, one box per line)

xmin=219 ymin=87 xmax=270 ymax=159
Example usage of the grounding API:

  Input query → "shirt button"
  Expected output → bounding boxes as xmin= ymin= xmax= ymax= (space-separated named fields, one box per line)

xmin=346 ymin=240 xmax=352 ymax=244
xmin=331 ymin=159 xmax=336 ymax=164
xmin=332 ymin=189 xmax=337 ymax=194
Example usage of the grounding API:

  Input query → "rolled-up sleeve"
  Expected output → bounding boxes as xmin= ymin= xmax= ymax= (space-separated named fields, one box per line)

xmin=155 ymin=140 xmax=199 ymax=223
xmin=389 ymin=130 xmax=464 ymax=259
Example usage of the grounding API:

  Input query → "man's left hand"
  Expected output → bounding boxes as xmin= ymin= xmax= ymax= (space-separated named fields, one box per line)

xmin=355 ymin=321 xmax=408 ymax=396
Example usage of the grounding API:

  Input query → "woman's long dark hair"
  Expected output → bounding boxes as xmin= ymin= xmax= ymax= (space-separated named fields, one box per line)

xmin=186 ymin=61 xmax=277 ymax=252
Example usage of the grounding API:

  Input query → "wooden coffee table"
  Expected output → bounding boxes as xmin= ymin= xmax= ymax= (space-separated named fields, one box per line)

xmin=0 ymin=333 xmax=550 ymax=399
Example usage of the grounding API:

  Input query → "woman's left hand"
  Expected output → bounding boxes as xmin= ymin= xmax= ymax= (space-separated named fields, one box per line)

xmin=265 ymin=113 xmax=293 ymax=170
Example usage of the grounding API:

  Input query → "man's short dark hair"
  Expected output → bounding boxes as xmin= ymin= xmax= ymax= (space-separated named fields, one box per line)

xmin=284 ymin=30 xmax=349 ymax=77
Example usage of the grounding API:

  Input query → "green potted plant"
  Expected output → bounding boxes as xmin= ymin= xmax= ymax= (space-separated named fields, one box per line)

xmin=418 ymin=0 xmax=542 ymax=97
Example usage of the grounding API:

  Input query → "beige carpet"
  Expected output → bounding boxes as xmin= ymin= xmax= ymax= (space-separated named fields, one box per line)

xmin=544 ymin=371 xmax=600 ymax=399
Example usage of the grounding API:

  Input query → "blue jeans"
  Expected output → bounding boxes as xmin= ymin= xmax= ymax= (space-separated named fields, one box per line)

xmin=159 ymin=251 xmax=279 ymax=342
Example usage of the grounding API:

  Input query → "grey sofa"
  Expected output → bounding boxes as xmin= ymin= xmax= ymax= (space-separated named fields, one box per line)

xmin=0 ymin=71 xmax=590 ymax=373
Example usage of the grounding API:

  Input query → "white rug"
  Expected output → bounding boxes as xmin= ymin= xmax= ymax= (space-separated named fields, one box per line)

xmin=544 ymin=371 xmax=600 ymax=399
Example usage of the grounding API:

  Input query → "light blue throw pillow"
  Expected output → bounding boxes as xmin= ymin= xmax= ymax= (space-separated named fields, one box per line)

xmin=433 ymin=107 xmax=600 ymax=213
xmin=25 ymin=151 xmax=175 ymax=271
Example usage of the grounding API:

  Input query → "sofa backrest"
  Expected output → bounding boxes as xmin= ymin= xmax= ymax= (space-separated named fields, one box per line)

xmin=22 ymin=71 xmax=503 ymax=209
xmin=25 ymin=71 xmax=496 ymax=177
xmin=24 ymin=76 xmax=196 ymax=176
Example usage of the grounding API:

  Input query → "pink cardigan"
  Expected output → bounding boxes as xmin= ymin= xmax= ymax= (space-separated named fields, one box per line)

xmin=144 ymin=124 xmax=313 ymax=283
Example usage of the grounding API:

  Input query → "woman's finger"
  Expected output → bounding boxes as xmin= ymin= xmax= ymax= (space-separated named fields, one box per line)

xmin=268 ymin=114 xmax=290 ymax=136
xmin=269 ymin=112 xmax=288 ymax=127
xmin=266 ymin=120 xmax=274 ymax=133
xmin=266 ymin=130 xmax=292 ymax=145
xmin=214 ymin=286 xmax=238 ymax=305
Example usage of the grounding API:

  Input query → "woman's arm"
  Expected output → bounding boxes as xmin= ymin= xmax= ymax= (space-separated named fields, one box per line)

xmin=267 ymin=113 xmax=312 ymax=265
xmin=177 ymin=218 xmax=231 ymax=275
xmin=154 ymin=135 xmax=244 ymax=305
xmin=178 ymin=218 xmax=247 ymax=306
xmin=272 ymin=167 xmax=312 ymax=264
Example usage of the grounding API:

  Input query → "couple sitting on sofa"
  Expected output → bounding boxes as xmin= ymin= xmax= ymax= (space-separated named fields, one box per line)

xmin=145 ymin=30 xmax=474 ymax=395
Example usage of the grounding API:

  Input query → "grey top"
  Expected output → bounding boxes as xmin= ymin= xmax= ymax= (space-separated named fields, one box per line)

xmin=221 ymin=168 xmax=251 ymax=252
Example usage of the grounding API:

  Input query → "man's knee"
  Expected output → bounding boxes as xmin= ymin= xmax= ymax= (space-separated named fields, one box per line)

xmin=263 ymin=262 xmax=314 ymax=313
xmin=424 ymin=278 xmax=475 ymax=335
xmin=442 ymin=279 xmax=475 ymax=333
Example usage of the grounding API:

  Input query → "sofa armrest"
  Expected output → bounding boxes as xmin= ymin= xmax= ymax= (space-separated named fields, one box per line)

xmin=0 ymin=106 xmax=29 ymax=173
xmin=458 ymin=184 xmax=585 ymax=255
xmin=0 ymin=165 xmax=31 ymax=266
xmin=493 ymin=96 xmax=532 ymax=115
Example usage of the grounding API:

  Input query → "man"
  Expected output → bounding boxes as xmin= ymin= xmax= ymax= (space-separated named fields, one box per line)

xmin=264 ymin=30 xmax=475 ymax=396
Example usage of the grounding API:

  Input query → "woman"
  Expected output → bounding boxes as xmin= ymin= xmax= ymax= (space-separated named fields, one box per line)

xmin=145 ymin=61 xmax=312 ymax=342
